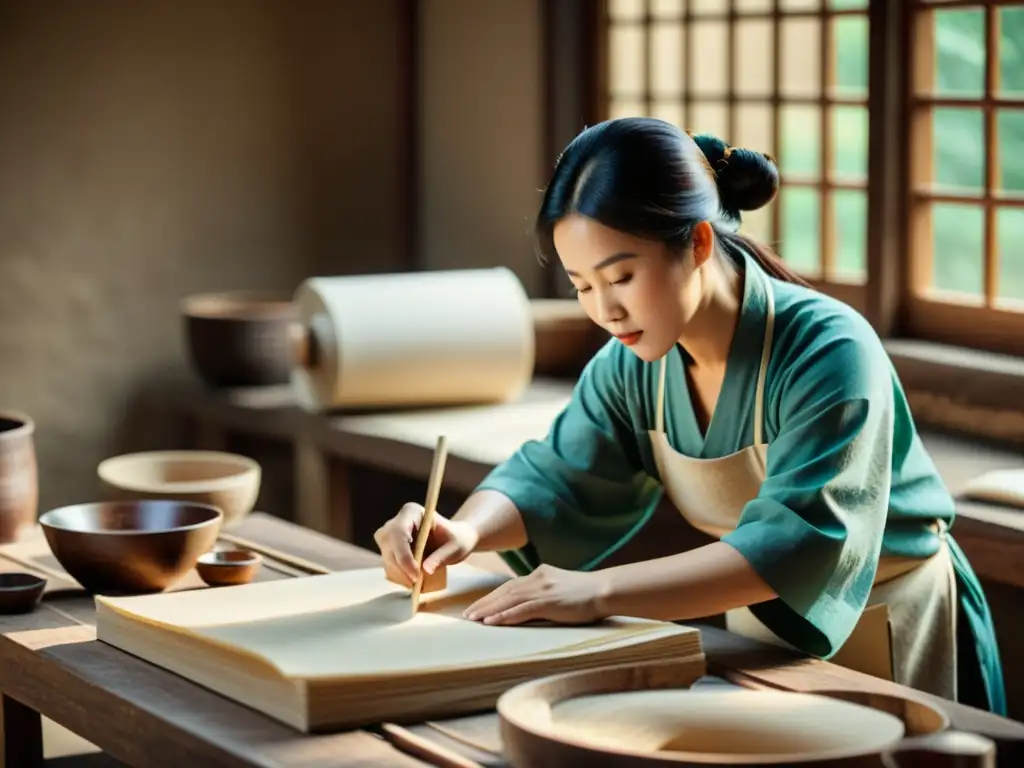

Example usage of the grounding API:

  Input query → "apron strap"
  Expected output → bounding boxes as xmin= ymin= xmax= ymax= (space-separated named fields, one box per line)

xmin=656 ymin=354 xmax=667 ymax=434
xmin=657 ymin=277 xmax=776 ymax=443
xmin=754 ymin=283 xmax=776 ymax=446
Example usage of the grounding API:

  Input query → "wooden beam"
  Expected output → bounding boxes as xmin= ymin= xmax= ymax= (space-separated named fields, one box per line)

xmin=540 ymin=0 xmax=598 ymax=299
xmin=865 ymin=0 xmax=910 ymax=334
xmin=399 ymin=0 xmax=421 ymax=272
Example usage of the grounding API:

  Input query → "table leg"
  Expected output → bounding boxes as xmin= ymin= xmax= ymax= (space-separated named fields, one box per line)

xmin=294 ymin=437 xmax=331 ymax=535
xmin=0 ymin=694 xmax=43 ymax=768
xmin=189 ymin=415 xmax=228 ymax=451
xmin=326 ymin=456 xmax=353 ymax=543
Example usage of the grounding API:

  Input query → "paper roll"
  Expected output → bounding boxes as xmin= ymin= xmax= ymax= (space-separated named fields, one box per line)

xmin=291 ymin=268 xmax=535 ymax=411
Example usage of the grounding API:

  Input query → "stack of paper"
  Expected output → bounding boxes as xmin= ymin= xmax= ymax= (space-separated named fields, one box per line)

xmin=95 ymin=564 xmax=704 ymax=732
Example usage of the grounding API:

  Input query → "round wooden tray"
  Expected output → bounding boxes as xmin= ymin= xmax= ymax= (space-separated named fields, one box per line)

xmin=496 ymin=660 xmax=996 ymax=768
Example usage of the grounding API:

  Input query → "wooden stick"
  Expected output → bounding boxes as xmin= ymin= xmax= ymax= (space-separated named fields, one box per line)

xmin=0 ymin=551 xmax=73 ymax=587
xmin=410 ymin=435 xmax=449 ymax=614
xmin=422 ymin=722 xmax=501 ymax=759
xmin=216 ymin=533 xmax=331 ymax=576
xmin=378 ymin=723 xmax=484 ymax=768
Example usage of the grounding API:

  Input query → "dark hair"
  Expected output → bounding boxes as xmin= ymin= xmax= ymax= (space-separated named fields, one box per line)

xmin=535 ymin=116 xmax=809 ymax=287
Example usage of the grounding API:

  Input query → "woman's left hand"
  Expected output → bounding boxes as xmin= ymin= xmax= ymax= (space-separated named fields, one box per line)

xmin=462 ymin=565 xmax=610 ymax=626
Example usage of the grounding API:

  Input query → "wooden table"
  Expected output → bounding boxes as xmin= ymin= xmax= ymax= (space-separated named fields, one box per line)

xmin=1 ymin=512 xmax=1024 ymax=768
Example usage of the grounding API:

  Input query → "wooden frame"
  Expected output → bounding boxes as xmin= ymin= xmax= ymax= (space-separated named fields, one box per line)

xmin=906 ymin=0 xmax=1024 ymax=357
xmin=588 ymin=0 xmax=1024 ymax=361
xmin=597 ymin=0 xmax=870 ymax=312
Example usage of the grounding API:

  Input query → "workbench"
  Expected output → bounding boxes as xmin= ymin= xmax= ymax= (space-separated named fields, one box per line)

xmin=2 ymin=512 xmax=1023 ymax=767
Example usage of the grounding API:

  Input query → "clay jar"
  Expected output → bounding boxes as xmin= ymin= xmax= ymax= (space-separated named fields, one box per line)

xmin=0 ymin=412 xmax=38 ymax=543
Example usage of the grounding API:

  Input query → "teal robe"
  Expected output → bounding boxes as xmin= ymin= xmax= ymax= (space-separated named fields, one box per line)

xmin=476 ymin=250 xmax=1006 ymax=715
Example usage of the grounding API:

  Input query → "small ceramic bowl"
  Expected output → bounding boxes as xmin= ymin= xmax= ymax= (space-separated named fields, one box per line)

xmin=97 ymin=450 xmax=261 ymax=528
xmin=0 ymin=572 xmax=47 ymax=614
xmin=196 ymin=547 xmax=262 ymax=587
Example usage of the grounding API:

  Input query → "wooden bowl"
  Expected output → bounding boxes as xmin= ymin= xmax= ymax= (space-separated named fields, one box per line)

xmin=0 ymin=572 xmax=46 ymax=614
xmin=196 ymin=547 xmax=262 ymax=587
xmin=39 ymin=500 xmax=223 ymax=595
xmin=182 ymin=290 xmax=298 ymax=388
xmin=0 ymin=410 xmax=38 ymax=543
xmin=97 ymin=450 xmax=260 ymax=528
xmin=497 ymin=660 xmax=970 ymax=767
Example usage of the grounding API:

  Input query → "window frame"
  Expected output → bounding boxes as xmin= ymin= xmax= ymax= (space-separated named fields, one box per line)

xmin=903 ymin=0 xmax=1024 ymax=357
xmin=583 ymin=0 xmax=1024 ymax=359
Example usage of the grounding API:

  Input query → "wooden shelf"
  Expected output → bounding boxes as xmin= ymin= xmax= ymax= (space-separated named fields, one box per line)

xmin=165 ymin=378 xmax=1024 ymax=591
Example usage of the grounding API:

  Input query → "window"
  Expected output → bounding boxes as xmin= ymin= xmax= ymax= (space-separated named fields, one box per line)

xmin=602 ymin=0 xmax=870 ymax=311
xmin=597 ymin=0 xmax=1024 ymax=357
xmin=906 ymin=0 xmax=1024 ymax=355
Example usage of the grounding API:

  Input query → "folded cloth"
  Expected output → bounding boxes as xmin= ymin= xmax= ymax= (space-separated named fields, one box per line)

xmin=962 ymin=469 xmax=1024 ymax=509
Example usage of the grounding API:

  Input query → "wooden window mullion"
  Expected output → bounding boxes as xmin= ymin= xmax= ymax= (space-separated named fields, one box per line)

xmin=908 ymin=0 xmax=935 ymax=295
xmin=683 ymin=0 xmax=693 ymax=129
xmin=922 ymin=97 xmax=1024 ymax=109
xmin=726 ymin=0 xmax=737 ymax=144
xmin=917 ymin=0 xmax=1012 ymax=10
xmin=770 ymin=0 xmax=782 ymax=245
xmin=983 ymin=5 xmax=1000 ymax=306
xmin=924 ymin=193 xmax=1024 ymax=209
xmin=669 ymin=10 xmax=863 ymax=23
xmin=821 ymin=4 xmax=835 ymax=281
xmin=663 ymin=94 xmax=868 ymax=106
xmin=643 ymin=0 xmax=653 ymax=115
xmin=595 ymin=0 xmax=609 ymax=123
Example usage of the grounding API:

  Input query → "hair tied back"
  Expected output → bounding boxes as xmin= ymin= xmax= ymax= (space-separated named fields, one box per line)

xmin=690 ymin=132 xmax=780 ymax=217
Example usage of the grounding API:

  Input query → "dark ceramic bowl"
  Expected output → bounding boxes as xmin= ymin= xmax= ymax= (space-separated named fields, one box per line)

xmin=196 ymin=547 xmax=262 ymax=587
xmin=181 ymin=290 xmax=298 ymax=388
xmin=39 ymin=500 xmax=223 ymax=595
xmin=0 ymin=572 xmax=46 ymax=614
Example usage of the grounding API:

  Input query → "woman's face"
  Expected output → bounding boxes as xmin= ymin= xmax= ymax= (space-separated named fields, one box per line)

xmin=553 ymin=214 xmax=712 ymax=363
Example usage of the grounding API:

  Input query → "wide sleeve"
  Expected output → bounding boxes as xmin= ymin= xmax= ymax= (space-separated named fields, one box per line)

xmin=474 ymin=342 xmax=663 ymax=576
xmin=720 ymin=331 xmax=895 ymax=659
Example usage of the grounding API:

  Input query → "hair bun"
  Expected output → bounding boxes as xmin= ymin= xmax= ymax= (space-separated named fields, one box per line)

xmin=690 ymin=133 xmax=780 ymax=217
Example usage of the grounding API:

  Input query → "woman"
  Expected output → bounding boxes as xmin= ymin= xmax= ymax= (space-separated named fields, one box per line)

xmin=374 ymin=117 xmax=1006 ymax=714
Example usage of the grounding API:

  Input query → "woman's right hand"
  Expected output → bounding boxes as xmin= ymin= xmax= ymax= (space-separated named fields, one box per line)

xmin=373 ymin=502 xmax=481 ymax=587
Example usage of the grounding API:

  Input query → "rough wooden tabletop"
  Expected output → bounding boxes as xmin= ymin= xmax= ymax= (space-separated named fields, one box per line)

xmin=1 ymin=512 xmax=1022 ymax=768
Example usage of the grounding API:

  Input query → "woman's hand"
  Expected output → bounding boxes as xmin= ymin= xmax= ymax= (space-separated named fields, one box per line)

xmin=462 ymin=565 xmax=610 ymax=626
xmin=373 ymin=502 xmax=480 ymax=587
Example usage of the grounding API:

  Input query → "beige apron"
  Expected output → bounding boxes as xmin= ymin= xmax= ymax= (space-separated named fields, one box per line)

xmin=647 ymin=281 xmax=959 ymax=701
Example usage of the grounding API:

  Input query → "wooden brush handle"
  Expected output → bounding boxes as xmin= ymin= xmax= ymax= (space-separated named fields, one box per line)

xmin=410 ymin=435 xmax=449 ymax=611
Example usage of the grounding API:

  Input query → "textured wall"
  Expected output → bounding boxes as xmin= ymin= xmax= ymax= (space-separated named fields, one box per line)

xmin=0 ymin=0 xmax=407 ymax=512
xmin=419 ymin=0 xmax=545 ymax=296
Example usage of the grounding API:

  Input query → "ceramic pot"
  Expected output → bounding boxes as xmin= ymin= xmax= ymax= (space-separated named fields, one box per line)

xmin=181 ymin=290 xmax=297 ymax=388
xmin=0 ymin=411 xmax=38 ymax=543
